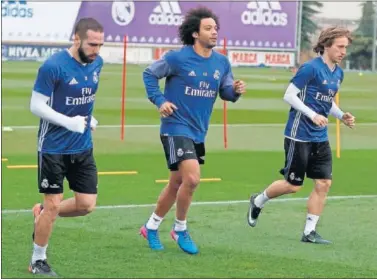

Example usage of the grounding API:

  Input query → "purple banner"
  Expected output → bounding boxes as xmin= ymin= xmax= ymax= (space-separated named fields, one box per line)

xmin=73 ymin=1 xmax=298 ymax=50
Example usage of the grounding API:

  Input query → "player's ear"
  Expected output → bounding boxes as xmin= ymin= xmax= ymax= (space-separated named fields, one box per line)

xmin=73 ymin=34 xmax=81 ymax=45
xmin=192 ymin=32 xmax=199 ymax=39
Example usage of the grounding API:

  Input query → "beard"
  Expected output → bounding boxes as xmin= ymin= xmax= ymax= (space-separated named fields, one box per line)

xmin=78 ymin=44 xmax=96 ymax=63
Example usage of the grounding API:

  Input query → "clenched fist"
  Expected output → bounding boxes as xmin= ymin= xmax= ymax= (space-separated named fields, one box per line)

xmin=233 ymin=80 xmax=246 ymax=94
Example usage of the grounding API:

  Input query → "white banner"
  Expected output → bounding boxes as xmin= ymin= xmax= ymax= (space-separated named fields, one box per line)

xmin=229 ymin=50 xmax=295 ymax=67
xmin=100 ymin=46 xmax=153 ymax=64
xmin=2 ymin=1 xmax=81 ymax=43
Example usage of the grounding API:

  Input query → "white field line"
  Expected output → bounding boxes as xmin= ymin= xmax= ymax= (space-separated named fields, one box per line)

xmin=2 ymin=195 xmax=376 ymax=214
xmin=3 ymin=123 xmax=377 ymax=130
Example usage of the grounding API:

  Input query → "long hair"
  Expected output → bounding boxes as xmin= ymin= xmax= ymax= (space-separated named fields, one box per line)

xmin=178 ymin=6 xmax=219 ymax=45
xmin=313 ymin=26 xmax=353 ymax=55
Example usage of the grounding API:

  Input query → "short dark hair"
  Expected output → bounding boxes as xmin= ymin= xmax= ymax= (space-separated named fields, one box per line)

xmin=74 ymin=17 xmax=104 ymax=39
xmin=178 ymin=6 xmax=219 ymax=45
xmin=313 ymin=26 xmax=353 ymax=55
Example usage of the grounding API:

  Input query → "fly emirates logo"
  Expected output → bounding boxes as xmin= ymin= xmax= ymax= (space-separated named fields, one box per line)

xmin=185 ymin=81 xmax=216 ymax=98
xmin=66 ymin=87 xmax=95 ymax=106
xmin=315 ymin=89 xmax=336 ymax=103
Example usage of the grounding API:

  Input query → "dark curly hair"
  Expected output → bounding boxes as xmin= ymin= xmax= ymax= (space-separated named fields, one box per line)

xmin=313 ymin=26 xmax=352 ymax=55
xmin=178 ymin=6 xmax=219 ymax=45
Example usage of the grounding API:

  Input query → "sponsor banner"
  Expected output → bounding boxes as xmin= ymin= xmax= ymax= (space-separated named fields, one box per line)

xmin=2 ymin=43 xmax=153 ymax=64
xmin=229 ymin=50 xmax=295 ymax=67
xmin=75 ymin=1 xmax=298 ymax=50
xmin=100 ymin=46 xmax=153 ymax=64
xmin=2 ymin=1 xmax=81 ymax=43
xmin=153 ymin=47 xmax=226 ymax=60
xmin=2 ymin=43 xmax=69 ymax=61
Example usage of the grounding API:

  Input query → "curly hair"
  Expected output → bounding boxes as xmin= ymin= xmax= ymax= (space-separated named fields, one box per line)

xmin=178 ymin=6 xmax=219 ymax=45
xmin=313 ymin=26 xmax=353 ymax=55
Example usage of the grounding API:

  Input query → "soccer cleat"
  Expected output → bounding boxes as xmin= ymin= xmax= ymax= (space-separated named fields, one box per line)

xmin=247 ymin=194 xmax=262 ymax=227
xmin=301 ymin=231 xmax=332 ymax=244
xmin=170 ymin=229 xmax=199 ymax=255
xmin=139 ymin=225 xmax=164 ymax=251
xmin=28 ymin=259 xmax=58 ymax=277
xmin=32 ymin=203 xmax=43 ymax=241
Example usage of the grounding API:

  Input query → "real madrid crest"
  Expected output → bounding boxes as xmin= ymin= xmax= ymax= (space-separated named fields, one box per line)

xmin=213 ymin=70 xmax=220 ymax=80
xmin=93 ymin=71 xmax=98 ymax=84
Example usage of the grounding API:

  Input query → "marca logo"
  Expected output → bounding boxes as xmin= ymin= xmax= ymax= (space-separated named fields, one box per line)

xmin=241 ymin=1 xmax=288 ymax=26
xmin=149 ymin=1 xmax=183 ymax=26
xmin=1 ymin=0 xmax=33 ymax=18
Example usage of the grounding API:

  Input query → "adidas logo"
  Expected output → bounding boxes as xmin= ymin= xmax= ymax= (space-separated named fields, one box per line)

xmin=69 ymin=78 xmax=78 ymax=85
xmin=149 ymin=1 xmax=183 ymax=26
xmin=241 ymin=1 xmax=288 ymax=26
xmin=188 ymin=71 xmax=196 ymax=77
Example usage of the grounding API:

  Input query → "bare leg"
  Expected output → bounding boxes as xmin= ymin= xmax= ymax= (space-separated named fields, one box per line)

xmin=304 ymin=179 xmax=332 ymax=234
xmin=145 ymin=171 xmax=182 ymax=230
xmin=175 ymin=159 xmax=200 ymax=222
xmin=58 ymin=192 xmax=97 ymax=217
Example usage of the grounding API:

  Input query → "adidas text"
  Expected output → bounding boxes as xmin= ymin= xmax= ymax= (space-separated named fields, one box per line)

xmin=242 ymin=1 xmax=288 ymax=26
xmin=149 ymin=2 xmax=183 ymax=26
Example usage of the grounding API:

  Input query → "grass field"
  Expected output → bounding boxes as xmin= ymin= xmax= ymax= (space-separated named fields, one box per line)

xmin=2 ymin=61 xmax=377 ymax=278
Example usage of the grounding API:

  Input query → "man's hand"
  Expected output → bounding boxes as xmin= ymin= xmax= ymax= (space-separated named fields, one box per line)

xmin=159 ymin=101 xmax=178 ymax=118
xmin=90 ymin=116 xmax=98 ymax=131
xmin=233 ymin=80 xmax=246 ymax=94
xmin=66 ymin=116 xmax=87 ymax=133
xmin=342 ymin=112 xmax=355 ymax=128
xmin=312 ymin=114 xmax=328 ymax=127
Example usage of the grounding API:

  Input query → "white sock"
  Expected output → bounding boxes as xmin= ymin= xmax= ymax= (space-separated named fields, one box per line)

xmin=304 ymin=214 xmax=320 ymax=235
xmin=254 ymin=190 xmax=270 ymax=208
xmin=145 ymin=212 xmax=163 ymax=230
xmin=174 ymin=219 xmax=187 ymax=232
xmin=32 ymin=243 xmax=47 ymax=264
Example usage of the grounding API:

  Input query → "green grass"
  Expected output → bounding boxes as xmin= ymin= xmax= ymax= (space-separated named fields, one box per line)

xmin=2 ymin=61 xmax=377 ymax=278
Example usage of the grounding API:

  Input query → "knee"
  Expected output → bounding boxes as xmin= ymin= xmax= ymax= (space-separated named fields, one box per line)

xmin=283 ymin=180 xmax=302 ymax=193
xmin=183 ymin=173 xmax=200 ymax=189
xmin=43 ymin=197 xmax=62 ymax=220
xmin=315 ymin=179 xmax=332 ymax=194
xmin=76 ymin=200 xmax=96 ymax=215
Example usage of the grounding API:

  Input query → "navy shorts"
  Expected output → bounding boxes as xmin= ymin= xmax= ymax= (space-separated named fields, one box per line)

xmin=279 ymin=138 xmax=332 ymax=186
xmin=38 ymin=148 xmax=98 ymax=194
xmin=160 ymin=135 xmax=205 ymax=171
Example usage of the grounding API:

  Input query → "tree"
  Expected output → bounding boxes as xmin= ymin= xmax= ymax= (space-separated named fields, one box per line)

xmin=300 ymin=1 xmax=323 ymax=51
xmin=347 ymin=35 xmax=373 ymax=70
xmin=348 ymin=1 xmax=376 ymax=69
xmin=354 ymin=1 xmax=375 ymax=37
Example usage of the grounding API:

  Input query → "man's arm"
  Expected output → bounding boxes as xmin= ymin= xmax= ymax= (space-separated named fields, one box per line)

xmin=143 ymin=57 xmax=174 ymax=108
xmin=283 ymin=83 xmax=317 ymax=120
xmin=283 ymin=63 xmax=318 ymax=120
xmin=329 ymin=101 xmax=344 ymax=119
xmin=219 ymin=62 xmax=241 ymax=102
xmin=284 ymin=63 xmax=328 ymax=127
xmin=30 ymin=62 xmax=86 ymax=133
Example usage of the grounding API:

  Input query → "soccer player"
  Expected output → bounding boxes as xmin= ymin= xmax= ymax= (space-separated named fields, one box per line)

xmin=247 ymin=27 xmax=355 ymax=244
xmin=140 ymin=7 xmax=246 ymax=254
xmin=28 ymin=18 xmax=104 ymax=276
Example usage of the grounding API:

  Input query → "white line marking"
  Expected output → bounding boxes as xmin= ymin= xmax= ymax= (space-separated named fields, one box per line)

xmin=3 ymin=123 xmax=377 ymax=130
xmin=2 ymin=195 xmax=376 ymax=214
